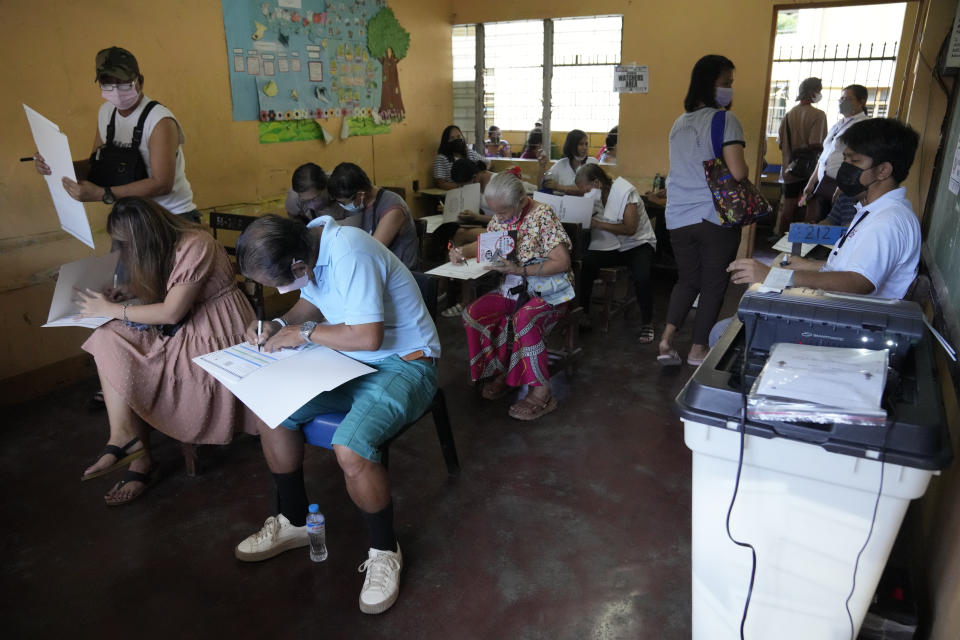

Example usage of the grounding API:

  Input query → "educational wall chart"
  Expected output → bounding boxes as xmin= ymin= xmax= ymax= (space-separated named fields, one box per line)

xmin=221 ymin=0 xmax=410 ymax=143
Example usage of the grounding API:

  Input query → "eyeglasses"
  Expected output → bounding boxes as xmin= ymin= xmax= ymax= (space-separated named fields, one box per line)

xmin=100 ymin=82 xmax=136 ymax=92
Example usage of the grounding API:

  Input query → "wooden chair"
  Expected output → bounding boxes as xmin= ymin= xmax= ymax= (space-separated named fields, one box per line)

xmin=594 ymin=267 xmax=637 ymax=333
xmin=301 ymin=272 xmax=460 ymax=476
xmin=545 ymin=222 xmax=585 ymax=377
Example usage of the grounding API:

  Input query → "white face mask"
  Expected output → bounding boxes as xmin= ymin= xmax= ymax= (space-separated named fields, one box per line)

xmin=715 ymin=87 xmax=734 ymax=107
xmin=276 ymin=260 xmax=309 ymax=293
xmin=811 ymin=92 xmax=822 ymax=103
xmin=341 ymin=195 xmax=364 ymax=212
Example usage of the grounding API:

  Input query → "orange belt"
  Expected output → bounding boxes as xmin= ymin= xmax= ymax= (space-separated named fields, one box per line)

xmin=401 ymin=350 xmax=435 ymax=364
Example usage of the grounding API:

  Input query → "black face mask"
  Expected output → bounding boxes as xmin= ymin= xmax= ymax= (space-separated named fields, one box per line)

xmin=836 ymin=161 xmax=870 ymax=197
xmin=443 ymin=138 xmax=468 ymax=157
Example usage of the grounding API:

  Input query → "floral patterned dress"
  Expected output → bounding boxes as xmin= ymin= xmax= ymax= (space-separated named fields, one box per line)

xmin=462 ymin=201 xmax=573 ymax=387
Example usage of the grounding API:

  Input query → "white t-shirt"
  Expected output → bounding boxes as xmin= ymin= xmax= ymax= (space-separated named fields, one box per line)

xmin=816 ymin=112 xmax=868 ymax=182
xmin=97 ymin=95 xmax=195 ymax=214
xmin=821 ymin=187 xmax=920 ymax=299
xmin=548 ymin=156 xmax=599 ymax=186
xmin=589 ymin=177 xmax=657 ymax=252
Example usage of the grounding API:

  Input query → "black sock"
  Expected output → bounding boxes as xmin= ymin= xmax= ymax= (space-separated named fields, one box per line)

xmin=272 ymin=468 xmax=308 ymax=527
xmin=362 ymin=502 xmax=397 ymax=552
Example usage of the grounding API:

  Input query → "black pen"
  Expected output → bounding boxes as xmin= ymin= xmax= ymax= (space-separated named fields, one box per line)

xmin=20 ymin=156 xmax=34 ymax=162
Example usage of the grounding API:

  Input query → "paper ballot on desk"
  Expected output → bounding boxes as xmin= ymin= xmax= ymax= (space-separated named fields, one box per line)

xmin=589 ymin=177 xmax=634 ymax=251
xmin=772 ymin=233 xmax=817 ymax=257
xmin=43 ymin=252 xmax=121 ymax=329
xmin=193 ymin=342 xmax=375 ymax=427
xmin=23 ymin=104 xmax=95 ymax=249
xmin=426 ymin=258 xmax=490 ymax=280
xmin=749 ymin=343 xmax=888 ymax=424
xmin=443 ymin=183 xmax=481 ymax=222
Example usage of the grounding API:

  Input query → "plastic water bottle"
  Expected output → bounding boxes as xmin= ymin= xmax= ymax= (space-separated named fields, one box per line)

xmin=306 ymin=504 xmax=328 ymax=562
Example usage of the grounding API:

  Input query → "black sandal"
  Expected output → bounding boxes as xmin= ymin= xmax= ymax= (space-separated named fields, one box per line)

xmin=104 ymin=463 xmax=160 ymax=506
xmin=80 ymin=437 xmax=146 ymax=482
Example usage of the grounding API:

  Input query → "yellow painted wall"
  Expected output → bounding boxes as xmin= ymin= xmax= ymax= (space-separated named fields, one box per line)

xmin=452 ymin=0 xmax=790 ymax=189
xmin=0 ymin=0 xmax=451 ymax=398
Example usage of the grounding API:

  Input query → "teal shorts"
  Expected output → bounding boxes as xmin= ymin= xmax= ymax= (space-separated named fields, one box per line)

xmin=280 ymin=354 xmax=437 ymax=463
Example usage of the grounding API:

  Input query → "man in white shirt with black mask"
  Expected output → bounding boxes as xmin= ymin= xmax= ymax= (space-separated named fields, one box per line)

xmin=728 ymin=118 xmax=921 ymax=300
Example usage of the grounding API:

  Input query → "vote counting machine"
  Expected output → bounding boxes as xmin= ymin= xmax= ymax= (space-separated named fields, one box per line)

xmin=676 ymin=286 xmax=951 ymax=469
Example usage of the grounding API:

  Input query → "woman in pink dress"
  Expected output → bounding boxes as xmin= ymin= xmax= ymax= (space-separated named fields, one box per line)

xmin=451 ymin=173 xmax=575 ymax=421
xmin=76 ymin=197 xmax=263 ymax=505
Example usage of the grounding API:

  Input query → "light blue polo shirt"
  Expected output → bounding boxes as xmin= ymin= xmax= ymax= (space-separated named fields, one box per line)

xmin=300 ymin=216 xmax=440 ymax=364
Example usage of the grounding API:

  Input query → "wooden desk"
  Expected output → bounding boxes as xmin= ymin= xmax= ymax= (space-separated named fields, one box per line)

xmin=417 ymin=187 xmax=448 ymax=215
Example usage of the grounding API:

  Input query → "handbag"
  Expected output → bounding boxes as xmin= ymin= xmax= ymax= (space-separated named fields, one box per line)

xmin=87 ymin=100 xmax=159 ymax=187
xmin=782 ymin=118 xmax=819 ymax=182
xmin=703 ymin=110 xmax=773 ymax=227
xmin=524 ymin=259 xmax=575 ymax=306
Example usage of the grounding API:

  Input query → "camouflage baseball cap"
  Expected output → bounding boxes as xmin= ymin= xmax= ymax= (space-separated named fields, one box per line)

xmin=95 ymin=47 xmax=140 ymax=82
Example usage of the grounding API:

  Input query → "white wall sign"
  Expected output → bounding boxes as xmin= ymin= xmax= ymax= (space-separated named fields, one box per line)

xmin=614 ymin=65 xmax=649 ymax=94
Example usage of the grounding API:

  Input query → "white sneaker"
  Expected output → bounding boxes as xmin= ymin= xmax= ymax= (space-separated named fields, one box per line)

xmin=357 ymin=544 xmax=403 ymax=614
xmin=234 ymin=514 xmax=308 ymax=562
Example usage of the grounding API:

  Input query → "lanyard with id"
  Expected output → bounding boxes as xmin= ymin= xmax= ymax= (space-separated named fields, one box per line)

xmin=833 ymin=210 xmax=870 ymax=256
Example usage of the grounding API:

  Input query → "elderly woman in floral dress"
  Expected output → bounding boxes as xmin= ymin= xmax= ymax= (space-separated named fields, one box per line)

xmin=450 ymin=173 xmax=575 ymax=421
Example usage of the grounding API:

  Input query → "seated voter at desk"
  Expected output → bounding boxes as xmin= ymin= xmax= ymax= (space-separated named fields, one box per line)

xmin=233 ymin=214 xmax=440 ymax=615
xmin=728 ymin=118 xmax=920 ymax=299
xmin=327 ymin=162 xmax=419 ymax=270
xmin=283 ymin=162 xmax=351 ymax=225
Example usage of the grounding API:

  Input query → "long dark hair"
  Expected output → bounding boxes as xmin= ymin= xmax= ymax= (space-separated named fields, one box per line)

xmin=562 ymin=129 xmax=588 ymax=162
xmin=437 ymin=125 xmax=466 ymax=160
xmin=327 ymin=162 xmax=373 ymax=200
xmin=684 ymin=55 xmax=735 ymax=112
xmin=106 ymin=197 xmax=199 ymax=304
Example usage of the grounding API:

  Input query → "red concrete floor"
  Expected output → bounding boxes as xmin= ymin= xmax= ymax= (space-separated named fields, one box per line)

xmin=0 ymin=277 xmax=746 ymax=639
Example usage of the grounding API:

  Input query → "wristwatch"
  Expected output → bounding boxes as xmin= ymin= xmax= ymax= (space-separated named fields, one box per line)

xmin=299 ymin=321 xmax=318 ymax=343
xmin=102 ymin=186 xmax=116 ymax=205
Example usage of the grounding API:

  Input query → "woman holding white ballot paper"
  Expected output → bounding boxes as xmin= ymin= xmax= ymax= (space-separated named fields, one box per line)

xmin=574 ymin=164 xmax=657 ymax=342
xmin=75 ymin=197 xmax=262 ymax=505
xmin=454 ymin=173 xmax=574 ymax=421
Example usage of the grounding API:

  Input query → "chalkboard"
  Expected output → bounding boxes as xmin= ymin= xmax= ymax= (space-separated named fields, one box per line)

xmin=924 ymin=82 xmax=960 ymax=331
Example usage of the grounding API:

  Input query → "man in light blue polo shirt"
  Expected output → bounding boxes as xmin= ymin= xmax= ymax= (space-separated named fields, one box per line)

xmin=232 ymin=214 xmax=440 ymax=615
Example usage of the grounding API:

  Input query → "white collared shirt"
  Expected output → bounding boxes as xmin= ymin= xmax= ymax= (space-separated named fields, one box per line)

xmin=821 ymin=187 xmax=920 ymax=299
xmin=817 ymin=112 xmax=869 ymax=182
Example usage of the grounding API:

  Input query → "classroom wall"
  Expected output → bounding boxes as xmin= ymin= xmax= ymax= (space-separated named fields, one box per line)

xmin=452 ymin=0 xmax=793 ymax=190
xmin=0 ymin=0 xmax=452 ymax=401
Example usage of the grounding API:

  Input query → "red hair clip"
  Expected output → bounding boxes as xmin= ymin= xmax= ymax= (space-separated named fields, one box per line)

xmin=506 ymin=166 xmax=522 ymax=178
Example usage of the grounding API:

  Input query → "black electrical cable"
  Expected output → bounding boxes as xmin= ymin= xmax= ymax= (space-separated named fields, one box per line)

xmin=844 ymin=388 xmax=898 ymax=640
xmin=726 ymin=317 xmax=759 ymax=640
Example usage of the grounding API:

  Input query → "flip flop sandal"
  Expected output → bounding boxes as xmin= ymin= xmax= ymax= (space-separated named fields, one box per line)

xmin=80 ymin=437 xmax=146 ymax=482
xmin=508 ymin=394 xmax=558 ymax=421
xmin=687 ymin=355 xmax=706 ymax=366
xmin=104 ymin=463 xmax=160 ymax=507
xmin=637 ymin=325 xmax=655 ymax=344
xmin=481 ymin=378 xmax=510 ymax=400
xmin=656 ymin=350 xmax=683 ymax=367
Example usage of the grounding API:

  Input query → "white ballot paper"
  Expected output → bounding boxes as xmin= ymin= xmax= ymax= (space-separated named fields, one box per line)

xmin=427 ymin=257 xmax=490 ymax=280
xmin=23 ymin=104 xmax=95 ymax=249
xmin=589 ymin=177 xmax=634 ymax=251
xmin=193 ymin=342 xmax=375 ymax=427
xmin=420 ymin=214 xmax=445 ymax=234
xmin=43 ymin=252 xmax=119 ymax=329
xmin=443 ymin=183 xmax=482 ymax=222
xmin=532 ymin=190 xmax=599 ymax=228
